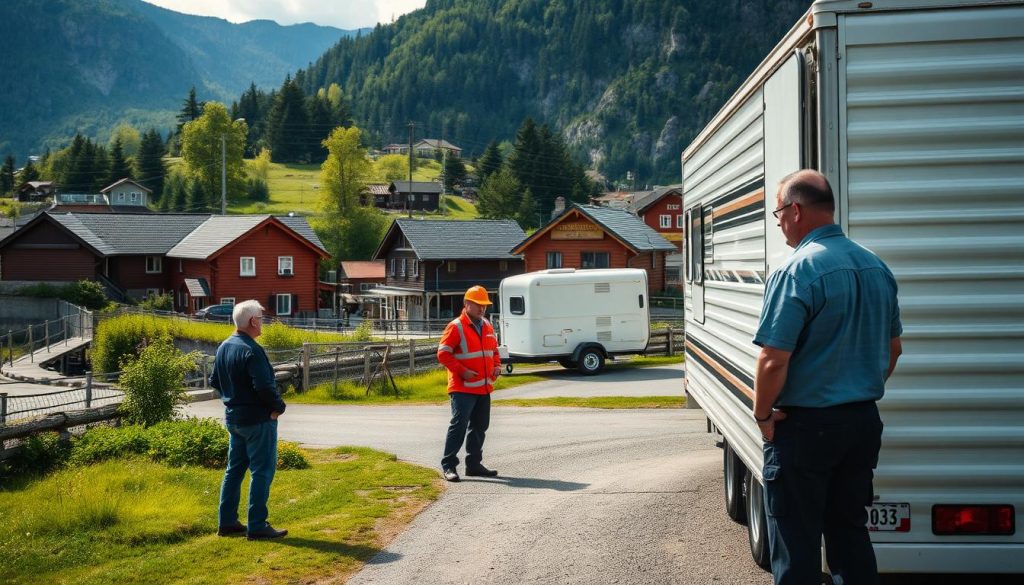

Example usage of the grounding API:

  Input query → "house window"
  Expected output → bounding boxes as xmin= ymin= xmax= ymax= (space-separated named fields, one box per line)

xmin=360 ymin=282 xmax=375 ymax=292
xmin=499 ymin=260 xmax=508 ymax=272
xmin=275 ymin=293 xmax=292 ymax=316
xmin=546 ymin=252 xmax=562 ymax=269
xmin=118 ymin=193 xmax=126 ymax=202
xmin=221 ymin=297 xmax=236 ymax=306
xmin=581 ymin=252 xmax=610 ymax=269
xmin=660 ymin=215 xmax=672 ymax=228
xmin=278 ymin=256 xmax=294 ymax=276
xmin=399 ymin=258 xmax=406 ymax=277
xmin=145 ymin=255 xmax=162 ymax=274
xmin=390 ymin=258 xmax=396 ymax=276
xmin=240 ymin=257 xmax=256 ymax=276
xmin=412 ymin=260 xmax=419 ymax=277
xmin=676 ymin=214 xmax=685 ymax=229
xmin=130 ymin=192 xmax=138 ymax=203
xmin=409 ymin=194 xmax=416 ymax=202
xmin=447 ymin=260 xmax=457 ymax=273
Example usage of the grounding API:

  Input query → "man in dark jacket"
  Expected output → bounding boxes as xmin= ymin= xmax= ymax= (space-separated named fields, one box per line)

xmin=211 ymin=300 xmax=288 ymax=540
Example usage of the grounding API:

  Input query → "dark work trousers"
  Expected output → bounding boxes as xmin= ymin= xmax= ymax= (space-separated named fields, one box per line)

xmin=763 ymin=400 xmax=883 ymax=585
xmin=441 ymin=392 xmax=491 ymax=470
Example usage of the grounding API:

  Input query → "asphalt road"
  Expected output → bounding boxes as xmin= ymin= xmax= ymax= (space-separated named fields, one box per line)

xmin=495 ymin=362 xmax=683 ymax=399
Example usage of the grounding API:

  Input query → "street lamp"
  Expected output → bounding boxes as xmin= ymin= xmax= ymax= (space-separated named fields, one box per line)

xmin=222 ymin=118 xmax=245 ymax=215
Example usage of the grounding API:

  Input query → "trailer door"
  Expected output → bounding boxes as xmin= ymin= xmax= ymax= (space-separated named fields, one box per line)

xmin=763 ymin=51 xmax=807 ymax=276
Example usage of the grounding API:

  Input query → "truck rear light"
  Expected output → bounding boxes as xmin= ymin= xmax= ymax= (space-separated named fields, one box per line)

xmin=932 ymin=505 xmax=1015 ymax=535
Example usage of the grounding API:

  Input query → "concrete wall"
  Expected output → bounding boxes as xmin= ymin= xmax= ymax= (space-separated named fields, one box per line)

xmin=0 ymin=295 xmax=60 ymax=331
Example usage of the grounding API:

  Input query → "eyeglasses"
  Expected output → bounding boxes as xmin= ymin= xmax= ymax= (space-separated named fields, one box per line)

xmin=772 ymin=201 xmax=794 ymax=219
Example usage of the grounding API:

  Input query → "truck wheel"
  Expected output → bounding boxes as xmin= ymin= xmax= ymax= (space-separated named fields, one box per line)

xmin=558 ymin=358 xmax=576 ymax=369
xmin=724 ymin=441 xmax=747 ymax=523
xmin=576 ymin=349 xmax=604 ymax=375
xmin=745 ymin=469 xmax=771 ymax=571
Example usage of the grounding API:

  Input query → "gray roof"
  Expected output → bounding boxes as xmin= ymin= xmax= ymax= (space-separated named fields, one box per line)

xmin=382 ymin=219 xmax=526 ymax=260
xmin=390 ymin=181 xmax=443 ymax=194
xmin=277 ymin=215 xmax=327 ymax=254
xmin=631 ymin=185 xmax=682 ymax=214
xmin=167 ymin=215 xmax=327 ymax=259
xmin=59 ymin=213 xmax=210 ymax=255
xmin=569 ymin=205 xmax=677 ymax=252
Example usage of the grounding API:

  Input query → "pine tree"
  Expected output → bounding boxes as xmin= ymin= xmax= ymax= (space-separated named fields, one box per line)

xmin=185 ymin=180 xmax=207 ymax=213
xmin=443 ymin=155 xmax=467 ymax=192
xmin=63 ymin=135 xmax=93 ymax=192
xmin=477 ymin=140 xmax=503 ymax=183
xmin=90 ymin=142 xmax=109 ymax=192
xmin=136 ymin=128 xmax=167 ymax=201
xmin=1 ymin=155 xmax=15 ymax=194
xmin=107 ymin=137 xmax=132 ymax=185
xmin=267 ymin=76 xmax=310 ymax=163
xmin=177 ymin=87 xmax=203 ymax=133
xmin=477 ymin=166 xmax=521 ymax=220
xmin=516 ymin=187 xmax=539 ymax=229
xmin=20 ymin=159 xmax=40 ymax=183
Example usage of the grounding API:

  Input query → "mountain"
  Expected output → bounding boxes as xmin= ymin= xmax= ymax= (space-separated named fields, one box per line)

xmin=0 ymin=0 xmax=360 ymax=163
xmin=295 ymin=0 xmax=809 ymax=184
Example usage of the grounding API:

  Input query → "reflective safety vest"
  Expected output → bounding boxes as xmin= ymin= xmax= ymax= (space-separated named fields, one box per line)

xmin=437 ymin=310 xmax=500 ymax=395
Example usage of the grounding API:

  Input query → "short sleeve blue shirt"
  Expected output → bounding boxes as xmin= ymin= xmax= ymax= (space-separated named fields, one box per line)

xmin=754 ymin=224 xmax=902 ymax=407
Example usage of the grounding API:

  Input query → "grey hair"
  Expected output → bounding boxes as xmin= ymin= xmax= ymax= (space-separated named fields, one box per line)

xmin=232 ymin=300 xmax=265 ymax=329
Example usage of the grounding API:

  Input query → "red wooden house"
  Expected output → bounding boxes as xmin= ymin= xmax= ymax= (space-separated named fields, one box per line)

xmin=631 ymin=186 xmax=684 ymax=289
xmin=0 ymin=212 xmax=328 ymax=317
xmin=512 ymin=204 xmax=677 ymax=295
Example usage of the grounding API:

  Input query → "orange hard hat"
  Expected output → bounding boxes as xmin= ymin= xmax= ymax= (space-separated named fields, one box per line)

xmin=464 ymin=285 xmax=492 ymax=305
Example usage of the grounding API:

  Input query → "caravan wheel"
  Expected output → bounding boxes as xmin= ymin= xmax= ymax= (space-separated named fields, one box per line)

xmin=576 ymin=349 xmax=604 ymax=375
xmin=505 ymin=364 xmax=513 ymax=374
xmin=745 ymin=469 xmax=771 ymax=571
xmin=723 ymin=441 xmax=747 ymax=523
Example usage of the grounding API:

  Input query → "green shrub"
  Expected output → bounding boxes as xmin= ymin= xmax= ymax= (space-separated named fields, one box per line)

xmin=246 ymin=177 xmax=270 ymax=202
xmin=147 ymin=419 xmax=229 ymax=468
xmin=69 ymin=424 xmax=150 ymax=466
xmin=350 ymin=319 xmax=374 ymax=342
xmin=66 ymin=279 xmax=110 ymax=310
xmin=8 ymin=432 xmax=71 ymax=476
xmin=277 ymin=441 xmax=310 ymax=470
xmin=92 ymin=313 xmax=171 ymax=373
xmin=118 ymin=337 xmax=199 ymax=426
xmin=138 ymin=292 xmax=174 ymax=312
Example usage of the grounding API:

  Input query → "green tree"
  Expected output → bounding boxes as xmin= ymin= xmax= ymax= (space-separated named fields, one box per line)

xmin=118 ymin=336 xmax=199 ymax=427
xmin=443 ymin=155 xmax=467 ymax=192
xmin=107 ymin=137 xmax=132 ymax=185
xmin=109 ymin=124 xmax=141 ymax=158
xmin=516 ymin=187 xmax=539 ymax=229
xmin=180 ymin=102 xmax=247 ymax=208
xmin=185 ymin=179 xmax=207 ymax=213
xmin=20 ymin=159 xmax=40 ymax=184
xmin=176 ymin=86 xmax=203 ymax=133
xmin=374 ymin=154 xmax=409 ymax=183
xmin=266 ymin=75 xmax=310 ymax=162
xmin=249 ymin=147 xmax=272 ymax=181
xmin=311 ymin=207 xmax=389 ymax=262
xmin=164 ymin=168 xmax=188 ymax=211
xmin=135 ymin=128 xmax=167 ymax=201
xmin=477 ymin=140 xmax=503 ymax=183
xmin=477 ymin=166 xmax=521 ymax=220
xmin=1 ymin=155 xmax=15 ymax=194
xmin=319 ymin=125 xmax=371 ymax=214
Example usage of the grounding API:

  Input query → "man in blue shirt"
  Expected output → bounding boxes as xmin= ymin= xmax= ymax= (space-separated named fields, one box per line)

xmin=210 ymin=300 xmax=288 ymax=540
xmin=753 ymin=170 xmax=902 ymax=585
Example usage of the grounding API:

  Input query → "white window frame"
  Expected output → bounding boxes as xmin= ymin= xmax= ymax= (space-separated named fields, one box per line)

xmin=390 ymin=258 xmax=396 ymax=276
xmin=240 ymin=257 xmax=256 ymax=277
xmin=447 ymin=260 xmax=457 ymax=273
xmin=676 ymin=214 xmax=685 ymax=229
xmin=118 ymin=193 xmax=126 ymax=202
xmin=399 ymin=258 xmax=406 ymax=277
xmin=278 ymin=256 xmax=294 ymax=276
xmin=660 ymin=214 xmax=672 ymax=228
xmin=220 ymin=297 xmax=236 ymax=306
xmin=275 ymin=293 xmax=292 ymax=316
xmin=145 ymin=255 xmax=162 ymax=274
xmin=546 ymin=251 xmax=562 ymax=269
xmin=412 ymin=260 xmax=419 ymax=277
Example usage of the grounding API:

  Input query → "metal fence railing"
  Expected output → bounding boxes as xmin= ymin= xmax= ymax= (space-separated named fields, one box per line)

xmin=0 ymin=372 xmax=122 ymax=425
xmin=3 ymin=301 xmax=93 ymax=366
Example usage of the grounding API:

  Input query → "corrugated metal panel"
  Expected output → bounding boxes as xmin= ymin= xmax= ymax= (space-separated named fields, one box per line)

xmin=841 ymin=5 xmax=1024 ymax=547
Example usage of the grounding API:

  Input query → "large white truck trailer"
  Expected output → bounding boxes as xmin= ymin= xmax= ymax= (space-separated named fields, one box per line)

xmin=681 ymin=0 xmax=1024 ymax=574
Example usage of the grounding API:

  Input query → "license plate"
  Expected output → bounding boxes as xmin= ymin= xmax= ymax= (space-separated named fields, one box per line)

xmin=866 ymin=503 xmax=910 ymax=532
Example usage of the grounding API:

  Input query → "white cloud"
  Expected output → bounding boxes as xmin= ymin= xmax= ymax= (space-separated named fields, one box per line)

xmin=143 ymin=0 xmax=427 ymax=29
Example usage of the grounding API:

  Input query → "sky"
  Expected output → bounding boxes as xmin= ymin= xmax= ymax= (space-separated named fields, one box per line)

xmin=143 ymin=0 xmax=428 ymax=29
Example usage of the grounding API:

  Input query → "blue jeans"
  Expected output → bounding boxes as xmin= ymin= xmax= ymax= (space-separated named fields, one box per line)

xmin=441 ymin=392 xmax=490 ymax=470
xmin=763 ymin=401 xmax=883 ymax=585
xmin=219 ymin=419 xmax=278 ymax=531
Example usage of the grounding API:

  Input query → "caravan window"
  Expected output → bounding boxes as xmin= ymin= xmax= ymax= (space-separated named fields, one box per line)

xmin=685 ymin=208 xmax=704 ymax=284
xmin=702 ymin=205 xmax=714 ymax=264
xmin=509 ymin=296 xmax=525 ymax=315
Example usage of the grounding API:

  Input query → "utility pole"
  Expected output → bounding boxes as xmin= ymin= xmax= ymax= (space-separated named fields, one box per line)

xmin=407 ymin=121 xmax=414 ymax=218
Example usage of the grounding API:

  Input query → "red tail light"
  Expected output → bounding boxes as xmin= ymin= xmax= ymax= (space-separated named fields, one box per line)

xmin=932 ymin=505 xmax=1015 ymax=535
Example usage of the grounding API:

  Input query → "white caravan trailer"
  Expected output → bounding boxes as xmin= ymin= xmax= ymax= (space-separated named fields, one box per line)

xmin=681 ymin=0 xmax=1024 ymax=574
xmin=497 ymin=268 xmax=650 ymax=375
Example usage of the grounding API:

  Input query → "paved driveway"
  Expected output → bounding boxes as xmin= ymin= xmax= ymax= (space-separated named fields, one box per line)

xmin=185 ymin=396 xmax=770 ymax=584
xmin=494 ymin=362 xmax=683 ymax=399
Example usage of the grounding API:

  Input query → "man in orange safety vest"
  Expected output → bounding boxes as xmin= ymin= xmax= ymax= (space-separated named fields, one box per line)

xmin=437 ymin=285 xmax=502 ymax=482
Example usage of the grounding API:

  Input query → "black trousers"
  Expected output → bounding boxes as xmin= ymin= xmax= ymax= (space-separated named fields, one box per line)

xmin=441 ymin=392 xmax=491 ymax=470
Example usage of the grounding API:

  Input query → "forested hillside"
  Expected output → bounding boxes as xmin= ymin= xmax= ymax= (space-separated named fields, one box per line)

xmin=0 ymin=0 xmax=354 ymax=163
xmin=296 ymin=0 xmax=808 ymax=184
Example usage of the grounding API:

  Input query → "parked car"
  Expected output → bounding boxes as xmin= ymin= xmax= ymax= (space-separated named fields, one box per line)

xmin=194 ymin=304 xmax=234 ymax=321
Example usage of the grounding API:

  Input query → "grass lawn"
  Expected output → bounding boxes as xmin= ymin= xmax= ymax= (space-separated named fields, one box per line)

xmin=0 ymin=447 xmax=440 ymax=585
xmin=289 ymin=355 xmax=683 ymax=406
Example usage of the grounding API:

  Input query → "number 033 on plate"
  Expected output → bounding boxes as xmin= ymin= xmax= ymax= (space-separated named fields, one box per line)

xmin=866 ymin=503 xmax=911 ymax=532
